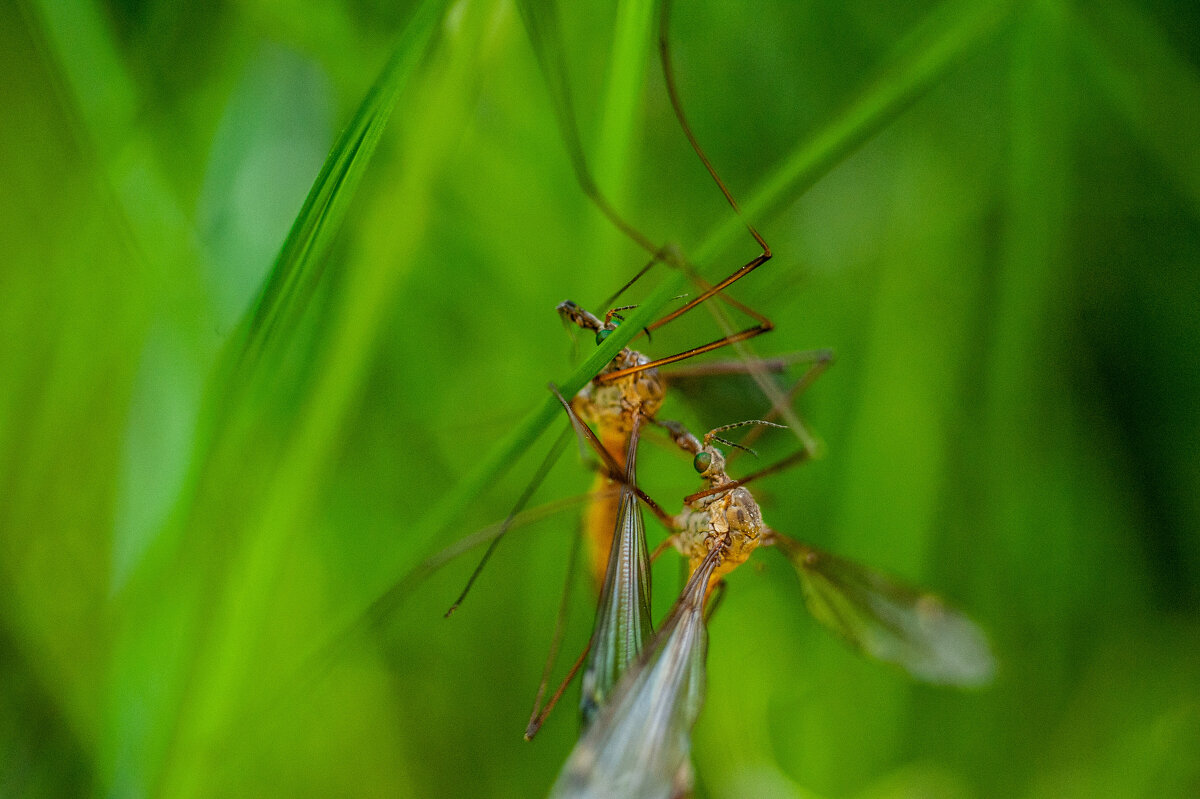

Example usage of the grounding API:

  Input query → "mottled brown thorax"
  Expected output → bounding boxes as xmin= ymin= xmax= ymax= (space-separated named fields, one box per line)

xmin=673 ymin=486 xmax=765 ymax=588
xmin=571 ymin=349 xmax=665 ymax=435
xmin=572 ymin=347 xmax=665 ymax=589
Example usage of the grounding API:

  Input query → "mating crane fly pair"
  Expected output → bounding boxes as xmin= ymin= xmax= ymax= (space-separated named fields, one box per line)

xmin=438 ymin=1 xmax=995 ymax=796
xmin=537 ymin=306 xmax=993 ymax=798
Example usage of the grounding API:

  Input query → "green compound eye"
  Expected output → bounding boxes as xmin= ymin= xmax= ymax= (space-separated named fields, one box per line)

xmin=693 ymin=451 xmax=712 ymax=473
xmin=594 ymin=318 xmax=622 ymax=346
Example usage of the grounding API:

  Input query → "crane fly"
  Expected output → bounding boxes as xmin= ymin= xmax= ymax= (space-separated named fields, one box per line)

xmin=302 ymin=0 xmax=822 ymax=730
xmin=552 ymin=301 xmax=831 ymax=590
xmin=520 ymin=322 xmax=827 ymax=736
xmin=546 ymin=416 xmax=995 ymax=798
xmin=660 ymin=419 xmax=996 ymax=686
xmin=432 ymin=0 xmax=835 ymax=743
xmin=444 ymin=0 xmax=827 ymax=618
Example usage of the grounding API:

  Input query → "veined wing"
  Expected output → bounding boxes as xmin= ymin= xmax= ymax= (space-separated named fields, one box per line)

xmin=774 ymin=534 xmax=995 ymax=687
xmin=550 ymin=547 xmax=721 ymax=799
xmin=580 ymin=423 xmax=653 ymax=725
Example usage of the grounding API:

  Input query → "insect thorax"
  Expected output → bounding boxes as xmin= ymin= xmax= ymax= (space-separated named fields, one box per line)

xmin=572 ymin=349 xmax=665 ymax=434
xmin=673 ymin=487 xmax=765 ymax=580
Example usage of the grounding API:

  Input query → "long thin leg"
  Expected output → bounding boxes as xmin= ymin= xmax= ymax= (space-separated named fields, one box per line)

xmin=522 ymin=0 xmax=792 ymax=396
xmin=661 ymin=351 xmax=814 ymax=379
xmin=525 ymin=638 xmax=592 ymax=741
xmin=444 ymin=423 xmax=574 ymax=617
xmin=601 ymin=247 xmax=678 ymax=310
xmin=593 ymin=0 xmax=779 ymax=384
xmin=524 ymin=516 xmax=585 ymax=740
xmin=659 ymin=0 xmax=768 ymax=268
xmin=597 ymin=320 xmax=773 ymax=383
xmin=649 ymin=536 xmax=676 ymax=563
xmin=514 ymin=0 xmax=660 ymax=259
xmin=523 ymin=0 xmax=770 ymax=337
xmin=549 ymin=385 xmax=675 ymax=530
xmin=728 ymin=349 xmax=835 ymax=454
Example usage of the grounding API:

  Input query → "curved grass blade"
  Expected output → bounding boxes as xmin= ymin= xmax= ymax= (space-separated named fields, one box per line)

xmin=123 ymin=4 xmax=454 ymax=794
xmin=580 ymin=418 xmax=653 ymax=725
xmin=226 ymin=0 xmax=449 ymax=385
xmin=550 ymin=547 xmax=721 ymax=799
xmin=775 ymin=536 xmax=995 ymax=687
xmin=741 ymin=0 xmax=1017 ymax=229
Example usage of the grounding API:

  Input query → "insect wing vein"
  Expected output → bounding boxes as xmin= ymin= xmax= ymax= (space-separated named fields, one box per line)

xmin=581 ymin=462 xmax=653 ymax=723
xmin=789 ymin=542 xmax=995 ymax=686
xmin=551 ymin=548 xmax=720 ymax=799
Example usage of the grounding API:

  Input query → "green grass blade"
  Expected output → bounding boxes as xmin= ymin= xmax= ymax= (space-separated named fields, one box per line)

xmin=105 ymin=4 xmax=452 ymax=796
xmin=229 ymin=0 xmax=449 ymax=382
xmin=744 ymin=0 xmax=1017 ymax=229
xmin=0 ymin=7 xmax=145 ymax=783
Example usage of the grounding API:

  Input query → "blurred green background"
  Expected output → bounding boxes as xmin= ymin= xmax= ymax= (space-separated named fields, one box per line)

xmin=2 ymin=0 xmax=1199 ymax=796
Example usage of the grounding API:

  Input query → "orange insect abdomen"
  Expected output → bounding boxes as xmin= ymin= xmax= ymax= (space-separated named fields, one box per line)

xmin=583 ymin=429 xmax=629 ymax=591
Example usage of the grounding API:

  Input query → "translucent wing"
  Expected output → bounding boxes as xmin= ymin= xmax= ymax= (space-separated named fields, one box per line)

xmin=550 ymin=548 xmax=721 ymax=799
xmin=775 ymin=535 xmax=995 ymax=687
xmin=580 ymin=428 xmax=653 ymax=724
